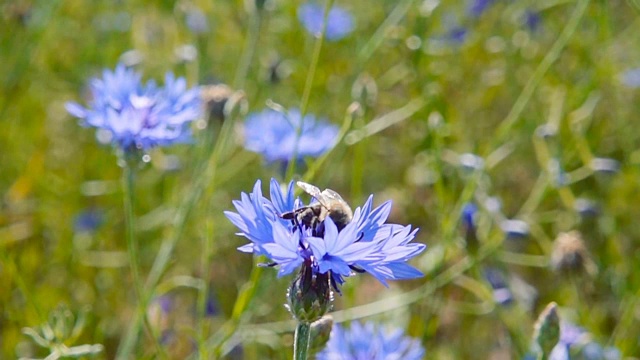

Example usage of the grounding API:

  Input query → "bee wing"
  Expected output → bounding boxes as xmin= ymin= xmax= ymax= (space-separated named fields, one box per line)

xmin=297 ymin=181 xmax=323 ymax=199
xmin=321 ymin=189 xmax=346 ymax=202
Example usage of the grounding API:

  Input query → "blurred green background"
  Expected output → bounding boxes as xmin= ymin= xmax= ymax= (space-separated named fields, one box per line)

xmin=2 ymin=0 xmax=640 ymax=358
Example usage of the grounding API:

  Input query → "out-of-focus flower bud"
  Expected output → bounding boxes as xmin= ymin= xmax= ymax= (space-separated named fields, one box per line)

xmin=500 ymin=219 xmax=530 ymax=239
xmin=461 ymin=203 xmax=479 ymax=255
xmin=351 ymin=73 xmax=378 ymax=106
xmin=308 ymin=315 xmax=334 ymax=355
xmin=201 ymin=84 xmax=235 ymax=123
xmin=590 ymin=157 xmax=620 ymax=175
xmin=550 ymin=231 xmax=597 ymax=276
xmin=532 ymin=302 xmax=560 ymax=358
xmin=574 ymin=198 xmax=599 ymax=218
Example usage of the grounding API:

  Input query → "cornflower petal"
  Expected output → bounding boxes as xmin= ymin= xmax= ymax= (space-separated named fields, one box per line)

xmin=262 ymin=222 xmax=303 ymax=277
xmin=224 ymin=180 xmax=277 ymax=255
xmin=269 ymin=179 xmax=295 ymax=215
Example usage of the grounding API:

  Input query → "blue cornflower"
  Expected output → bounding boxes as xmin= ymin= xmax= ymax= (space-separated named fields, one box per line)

xmin=448 ymin=26 xmax=468 ymax=44
xmin=185 ymin=7 xmax=209 ymax=34
xmin=548 ymin=322 xmax=622 ymax=360
xmin=243 ymin=108 xmax=339 ymax=163
xmin=523 ymin=10 xmax=542 ymax=32
xmin=461 ymin=203 xmax=478 ymax=229
xmin=73 ymin=209 xmax=103 ymax=233
xmin=621 ymin=68 xmax=640 ymax=88
xmin=467 ymin=0 xmax=495 ymax=17
xmin=225 ymin=179 xmax=426 ymax=291
xmin=298 ymin=2 xmax=354 ymax=41
xmin=549 ymin=322 xmax=587 ymax=360
xmin=317 ymin=321 xmax=425 ymax=360
xmin=483 ymin=268 xmax=513 ymax=306
xmin=66 ymin=64 xmax=202 ymax=151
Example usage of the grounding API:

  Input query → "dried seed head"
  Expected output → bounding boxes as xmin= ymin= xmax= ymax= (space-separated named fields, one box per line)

xmin=551 ymin=231 xmax=597 ymax=276
xmin=201 ymin=84 xmax=234 ymax=122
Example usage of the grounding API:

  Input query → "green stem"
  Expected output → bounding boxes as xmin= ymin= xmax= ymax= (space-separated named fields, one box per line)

xmin=210 ymin=259 xmax=265 ymax=357
xmin=285 ymin=0 xmax=334 ymax=180
xmin=119 ymin=161 xmax=166 ymax=359
xmin=196 ymin=205 xmax=216 ymax=360
xmin=0 ymin=250 xmax=45 ymax=323
xmin=357 ymin=0 xmax=414 ymax=65
xmin=293 ymin=321 xmax=311 ymax=360
xmin=487 ymin=0 xmax=591 ymax=153
xmin=123 ymin=163 xmax=143 ymax=314
xmin=233 ymin=6 xmax=263 ymax=90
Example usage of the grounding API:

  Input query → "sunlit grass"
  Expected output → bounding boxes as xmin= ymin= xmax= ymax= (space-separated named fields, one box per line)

xmin=2 ymin=0 xmax=640 ymax=358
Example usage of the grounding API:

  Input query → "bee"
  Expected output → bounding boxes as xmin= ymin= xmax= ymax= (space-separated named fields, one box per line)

xmin=281 ymin=181 xmax=353 ymax=231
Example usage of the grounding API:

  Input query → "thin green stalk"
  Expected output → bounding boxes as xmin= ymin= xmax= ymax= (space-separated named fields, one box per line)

xmin=196 ymin=204 xmax=216 ymax=360
xmin=118 ymin=160 xmax=166 ymax=359
xmin=123 ymin=164 xmax=143 ymax=314
xmin=121 ymin=161 xmax=166 ymax=359
xmin=0 ymin=250 xmax=45 ymax=323
xmin=357 ymin=0 xmax=414 ymax=64
xmin=119 ymin=121 xmax=226 ymax=358
xmin=233 ymin=6 xmax=263 ymax=90
xmin=294 ymin=322 xmax=311 ymax=360
xmin=487 ymin=0 xmax=591 ymax=153
xmin=285 ymin=0 xmax=334 ymax=180
xmin=210 ymin=260 xmax=265 ymax=357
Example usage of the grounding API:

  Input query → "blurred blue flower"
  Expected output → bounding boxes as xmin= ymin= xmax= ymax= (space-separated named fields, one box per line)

xmin=524 ymin=10 xmax=542 ymax=32
xmin=66 ymin=64 xmax=202 ymax=151
xmin=467 ymin=0 xmax=495 ymax=17
xmin=317 ymin=321 xmax=425 ymax=360
xmin=591 ymin=157 xmax=620 ymax=174
xmin=461 ymin=203 xmax=478 ymax=229
xmin=448 ymin=26 xmax=468 ymax=43
xmin=185 ymin=7 xmax=209 ymax=34
xmin=621 ymin=68 xmax=640 ymax=88
xmin=549 ymin=322 xmax=622 ymax=360
xmin=298 ymin=2 xmax=354 ymax=41
xmin=483 ymin=268 xmax=513 ymax=306
xmin=500 ymin=219 xmax=529 ymax=239
xmin=574 ymin=198 xmax=599 ymax=218
xmin=226 ymin=179 xmax=426 ymax=291
xmin=73 ymin=209 xmax=103 ymax=233
xmin=549 ymin=322 xmax=586 ymax=360
xmin=243 ymin=108 xmax=339 ymax=163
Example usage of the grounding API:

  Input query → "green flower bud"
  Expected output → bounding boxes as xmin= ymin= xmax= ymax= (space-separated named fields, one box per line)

xmin=286 ymin=265 xmax=333 ymax=323
xmin=532 ymin=302 xmax=560 ymax=358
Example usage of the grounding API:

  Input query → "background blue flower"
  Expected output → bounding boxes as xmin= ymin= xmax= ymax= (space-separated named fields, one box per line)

xmin=243 ymin=108 xmax=339 ymax=163
xmin=297 ymin=2 xmax=354 ymax=41
xmin=66 ymin=64 xmax=201 ymax=151
xmin=317 ymin=321 xmax=425 ymax=360
xmin=621 ymin=68 xmax=640 ymax=88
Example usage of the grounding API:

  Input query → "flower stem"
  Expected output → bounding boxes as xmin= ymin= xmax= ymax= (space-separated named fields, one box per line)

xmin=123 ymin=163 xmax=142 ymax=316
xmin=285 ymin=0 xmax=334 ymax=180
xmin=293 ymin=321 xmax=312 ymax=360
xmin=233 ymin=5 xmax=263 ymax=90
xmin=120 ymin=162 xmax=146 ymax=357
xmin=119 ymin=160 xmax=166 ymax=359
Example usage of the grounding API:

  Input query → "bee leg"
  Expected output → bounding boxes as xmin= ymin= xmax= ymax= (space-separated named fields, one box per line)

xmin=258 ymin=262 xmax=278 ymax=267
